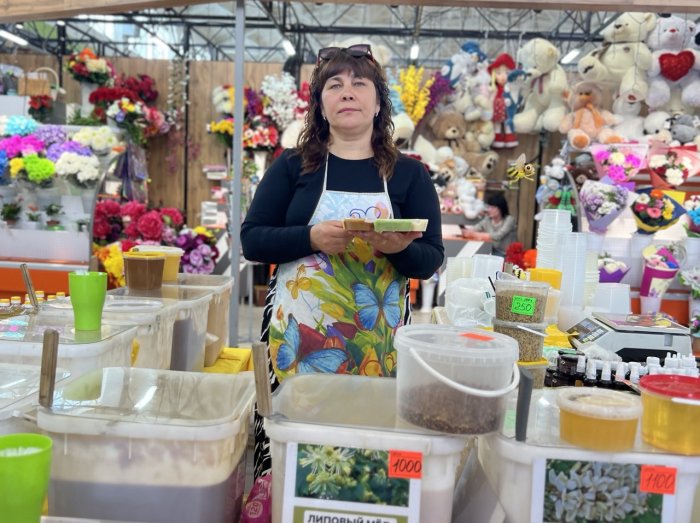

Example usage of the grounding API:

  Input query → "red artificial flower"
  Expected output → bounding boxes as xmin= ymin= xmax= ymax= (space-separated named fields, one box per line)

xmin=120 ymin=239 xmax=137 ymax=253
xmin=120 ymin=201 xmax=147 ymax=221
xmin=136 ymin=210 xmax=164 ymax=241
xmin=124 ymin=221 xmax=140 ymax=240
xmin=159 ymin=207 xmax=184 ymax=227
xmin=95 ymin=200 xmax=121 ymax=218
xmin=93 ymin=216 xmax=111 ymax=239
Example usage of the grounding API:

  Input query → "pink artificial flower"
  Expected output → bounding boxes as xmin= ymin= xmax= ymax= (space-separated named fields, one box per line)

xmin=95 ymin=199 xmax=121 ymax=218
xmin=136 ymin=210 xmax=164 ymax=241
xmin=124 ymin=221 xmax=140 ymax=240
xmin=607 ymin=164 xmax=626 ymax=182
xmin=594 ymin=150 xmax=610 ymax=162
xmin=634 ymin=203 xmax=648 ymax=212
xmin=159 ymin=207 xmax=184 ymax=227
xmin=647 ymin=207 xmax=662 ymax=219
xmin=625 ymin=154 xmax=641 ymax=168
xmin=120 ymin=201 xmax=146 ymax=221
xmin=92 ymin=216 xmax=111 ymax=239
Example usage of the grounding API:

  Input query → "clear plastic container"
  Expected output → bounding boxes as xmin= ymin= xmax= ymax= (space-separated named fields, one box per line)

xmin=108 ymin=287 xmax=212 ymax=372
xmin=43 ymin=296 xmax=179 ymax=370
xmin=0 ymin=363 xmax=70 ymax=434
xmin=494 ymin=279 xmax=549 ymax=323
xmin=557 ymin=387 xmax=641 ymax=451
xmin=39 ymin=368 xmax=255 ymax=523
xmin=265 ymin=374 xmax=467 ymax=523
xmin=0 ymin=314 xmax=136 ymax=378
xmin=163 ymin=274 xmax=233 ymax=367
xmin=131 ymin=245 xmax=184 ymax=282
xmin=479 ymin=388 xmax=700 ymax=523
xmin=122 ymin=252 xmax=165 ymax=290
xmin=493 ymin=318 xmax=546 ymax=362
xmin=640 ymin=374 xmax=700 ymax=455
xmin=395 ymin=324 xmax=519 ymax=435
xmin=517 ymin=358 xmax=548 ymax=389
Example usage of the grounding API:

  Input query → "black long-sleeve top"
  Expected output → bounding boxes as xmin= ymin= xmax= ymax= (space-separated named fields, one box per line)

xmin=241 ymin=149 xmax=443 ymax=280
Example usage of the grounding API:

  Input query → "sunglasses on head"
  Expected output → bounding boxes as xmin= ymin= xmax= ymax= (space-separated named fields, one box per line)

xmin=316 ymin=44 xmax=374 ymax=65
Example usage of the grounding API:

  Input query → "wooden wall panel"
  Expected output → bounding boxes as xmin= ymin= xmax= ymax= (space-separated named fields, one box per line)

xmin=0 ymin=53 xmax=60 ymax=75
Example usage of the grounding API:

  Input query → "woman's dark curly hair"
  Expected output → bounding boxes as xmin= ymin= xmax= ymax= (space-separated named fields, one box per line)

xmin=295 ymin=48 xmax=398 ymax=179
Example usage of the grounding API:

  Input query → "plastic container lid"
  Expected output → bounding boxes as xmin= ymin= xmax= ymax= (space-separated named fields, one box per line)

xmin=493 ymin=318 xmax=547 ymax=331
xmin=0 ymin=363 xmax=70 ymax=421
xmin=557 ymin=388 xmax=642 ymax=420
xmin=132 ymin=245 xmax=184 ymax=256
xmin=0 ymin=314 xmax=135 ymax=345
xmin=108 ymin=286 xmax=212 ymax=305
xmin=122 ymin=251 xmax=166 ymax=260
xmin=394 ymin=324 xmax=518 ymax=365
xmin=164 ymin=274 xmax=234 ymax=294
xmin=527 ymin=268 xmax=562 ymax=289
xmin=494 ymin=279 xmax=550 ymax=294
xmin=639 ymin=374 xmax=700 ymax=400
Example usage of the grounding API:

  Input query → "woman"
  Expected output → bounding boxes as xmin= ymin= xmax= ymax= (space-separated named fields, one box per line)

xmin=461 ymin=193 xmax=517 ymax=256
xmin=241 ymin=44 xmax=443 ymax=478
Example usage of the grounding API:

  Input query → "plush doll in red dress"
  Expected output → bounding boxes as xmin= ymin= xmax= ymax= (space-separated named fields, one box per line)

xmin=488 ymin=53 xmax=517 ymax=149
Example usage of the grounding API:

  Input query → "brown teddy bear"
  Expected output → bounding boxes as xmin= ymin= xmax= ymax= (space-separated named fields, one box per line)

xmin=464 ymin=119 xmax=496 ymax=152
xmin=559 ymin=81 xmax=623 ymax=150
xmin=463 ymin=150 xmax=500 ymax=178
xmin=429 ymin=111 xmax=470 ymax=158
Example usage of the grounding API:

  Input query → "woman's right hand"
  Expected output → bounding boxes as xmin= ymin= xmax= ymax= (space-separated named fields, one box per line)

xmin=310 ymin=220 xmax=352 ymax=255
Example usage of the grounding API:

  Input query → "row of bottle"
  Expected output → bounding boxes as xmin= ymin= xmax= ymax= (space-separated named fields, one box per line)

xmin=0 ymin=291 xmax=66 ymax=317
xmin=545 ymin=351 xmax=699 ymax=389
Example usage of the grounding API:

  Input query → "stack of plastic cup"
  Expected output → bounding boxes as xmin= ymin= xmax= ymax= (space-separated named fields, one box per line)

xmin=445 ymin=257 xmax=472 ymax=289
xmin=470 ymin=254 xmax=504 ymax=279
xmin=591 ymin=283 xmax=632 ymax=314
xmin=536 ymin=210 xmax=573 ymax=270
xmin=586 ymin=231 xmax=605 ymax=254
xmin=583 ymin=251 xmax=600 ymax=306
xmin=559 ymin=232 xmax=588 ymax=307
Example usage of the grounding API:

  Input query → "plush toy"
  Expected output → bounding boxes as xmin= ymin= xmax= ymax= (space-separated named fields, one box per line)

xmin=428 ymin=111 xmax=470 ymax=158
xmin=464 ymin=119 xmax=495 ymax=152
xmin=536 ymin=156 xmax=567 ymax=209
xmin=669 ymin=114 xmax=700 ymax=146
xmin=455 ymin=178 xmax=485 ymax=219
xmin=643 ymin=110 xmax=673 ymax=143
xmin=513 ymin=38 xmax=569 ymax=133
xmin=488 ymin=53 xmax=518 ymax=149
xmin=280 ymin=118 xmax=304 ymax=149
xmin=447 ymin=42 xmax=494 ymax=122
xmin=463 ymin=150 xmax=499 ymax=178
xmin=647 ymin=15 xmax=700 ymax=110
xmin=504 ymin=69 xmax=527 ymax=136
xmin=559 ymin=81 xmax=623 ymax=150
xmin=569 ymin=153 xmax=598 ymax=191
xmin=611 ymin=96 xmax=647 ymax=142
xmin=440 ymin=41 xmax=485 ymax=88
xmin=439 ymin=182 xmax=464 ymax=214
xmin=577 ymin=12 xmax=656 ymax=103
xmin=392 ymin=112 xmax=415 ymax=149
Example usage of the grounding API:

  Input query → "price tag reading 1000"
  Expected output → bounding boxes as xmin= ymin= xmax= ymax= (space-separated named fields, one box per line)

xmin=511 ymin=295 xmax=536 ymax=316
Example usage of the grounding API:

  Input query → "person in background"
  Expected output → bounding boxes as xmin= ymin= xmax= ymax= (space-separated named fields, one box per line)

xmin=461 ymin=193 xmax=516 ymax=256
xmin=240 ymin=43 xmax=443 ymax=478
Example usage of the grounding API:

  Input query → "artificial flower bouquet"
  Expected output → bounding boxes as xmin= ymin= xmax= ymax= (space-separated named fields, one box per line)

xmin=28 ymin=95 xmax=53 ymax=123
xmin=243 ymin=115 xmax=279 ymax=151
xmin=72 ymin=126 xmax=121 ymax=155
xmin=173 ymin=226 xmax=220 ymax=274
xmin=392 ymin=66 xmax=435 ymax=125
xmin=2 ymin=115 xmax=39 ymax=137
xmin=683 ymin=194 xmax=700 ymax=237
xmin=116 ymin=74 xmax=158 ymax=104
xmin=648 ymin=144 xmax=700 ymax=189
xmin=66 ymin=48 xmax=114 ymax=86
xmin=107 ymin=98 xmax=147 ymax=145
xmin=590 ymin=143 xmax=648 ymax=186
xmin=55 ymin=151 xmax=101 ymax=189
xmin=212 ymin=85 xmax=236 ymax=116
xmin=691 ymin=313 xmax=700 ymax=336
xmin=631 ymin=188 xmax=686 ymax=235
xmin=640 ymin=244 xmax=680 ymax=299
xmin=598 ymin=255 xmax=629 ymax=284
xmin=579 ymin=179 xmax=629 ymax=233
xmin=207 ymin=118 xmax=234 ymax=148
xmin=679 ymin=266 xmax=700 ymax=300
xmin=260 ymin=72 xmax=309 ymax=131
xmin=10 ymin=153 xmax=55 ymax=188
xmin=89 ymin=86 xmax=140 ymax=122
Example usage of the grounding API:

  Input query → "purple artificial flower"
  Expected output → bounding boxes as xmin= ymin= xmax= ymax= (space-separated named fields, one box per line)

xmin=46 ymin=141 xmax=93 ymax=161
xmin=625 ymin=154 xmax=641 ymax=168
xmin=200 ymin=260 xmax=215 ymax=274
xmin=35 ymin=125 xmax=67 ymax=147
xmin=594 ymin=149 xmax=610 ymax=163
xmin=189 ymin=249 xmax=203 ymax=267
xmin=198 ymin=243 xmax=212 ymax=257
xmin=607 ymin=164 xmax=626 ymax=182
xmin=116 ymin=112 xmax=125 ymax=123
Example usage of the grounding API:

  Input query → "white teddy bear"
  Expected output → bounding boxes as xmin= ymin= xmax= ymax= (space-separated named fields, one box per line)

xmin=513 ymin=38 xmax=569 ymax=133
xmin=643 ymin=110 xmax=673 ymax=144
xmin=577 ymin=12 xmax=656 ymax=103
xmin=647 ymin=15 xmax=700 ymax=111
xmin=611 ymin=96 xmax=647 ymax=142
xmin=455 ymin=178 xmax=485 ymax=220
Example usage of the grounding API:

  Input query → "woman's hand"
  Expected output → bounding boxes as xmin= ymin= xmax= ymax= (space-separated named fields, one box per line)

xmin=310 ymin=220 xmax=353 ymax=254
xmin=355 ymin=231 xmax=422 ymax=254
xmin=461 ymin=229 xmax=490 ymax=241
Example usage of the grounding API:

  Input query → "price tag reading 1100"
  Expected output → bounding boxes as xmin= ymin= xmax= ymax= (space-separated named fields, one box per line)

xmin=511 ymin=295 xmax=536 ymax=316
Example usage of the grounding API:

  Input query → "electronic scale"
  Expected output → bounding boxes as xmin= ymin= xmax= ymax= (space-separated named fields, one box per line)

xmin=567 ymin=312 xmax=691 ymax=362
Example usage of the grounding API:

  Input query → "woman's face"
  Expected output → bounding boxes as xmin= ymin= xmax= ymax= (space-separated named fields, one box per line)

xmin=487 ymin=204 xmax=502 ymax=220
xmin=320 ymin=70 xmax=379 ymax=138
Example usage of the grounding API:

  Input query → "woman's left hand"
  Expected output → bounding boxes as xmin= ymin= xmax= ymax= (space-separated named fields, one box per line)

xmin=355 ymin=231 xmax=422 ymax=254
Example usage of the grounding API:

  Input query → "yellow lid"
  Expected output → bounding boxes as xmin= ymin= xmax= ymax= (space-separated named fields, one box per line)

xmin=10 ymin=296 xmax=21 ymax=303
xmin=517 ymin=358 xmax=548 ymax=367
xmin=528 ymin=268 xmax=562 ymax=290
xmin=56 ymin=292 xmax=66 ymax=297
xmin=124 ymin=251 xmax=166 ymax=260
xmin=0 ymin=299 xmax=9 ymax=305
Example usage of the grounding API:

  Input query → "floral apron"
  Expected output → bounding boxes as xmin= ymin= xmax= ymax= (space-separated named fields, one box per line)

xmin=268 ymin=155 xmax=407 ymax=379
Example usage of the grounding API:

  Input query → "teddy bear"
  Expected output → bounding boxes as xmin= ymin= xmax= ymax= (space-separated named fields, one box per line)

xmin=391 ymin=112 xmax=415 ymax=149
xmin=611 ymin=95 xmax=647 ymax=142
xmin=559 ymin=81 xmax=623 ymax=150
xmin=463 ymin=150 xmax=499 ymax=178
xmin=464 ymin=119 xmax=495 ymax=152
xmin=669 ymin=114 xmax=700 ymax=146
xmin=577 ymin=12 xmax=656 ymax=103
xmin=428 ymin=111 xmax=470 ymax=158
xmin=446 ymin=42 xmax=494 ymax=122
xmin=513 ymin=38 xmax=569 ymax=134
xmin=643 ymin=110 xmax=673 ymax=144
xmin=455 ymin=178 xmax=485 ymax=219
xmin=647 ymin=15 xmax=700 ymax=111
xmin=536 ymin=157 xmax=567 ymax=209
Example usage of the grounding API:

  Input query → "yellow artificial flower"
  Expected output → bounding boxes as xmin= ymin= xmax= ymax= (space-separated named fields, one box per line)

xmin=102 ymin=244 xmax=125 ymax=287
xmin=395 ymin=66 xmax=435 ymax=124
xmin=9 ymin=158 xmax=24 ymax=177
xmin=662 ymin=201 xmax=674 ymax=220
xmin=193 ymin=225 xmax=213 ymax=238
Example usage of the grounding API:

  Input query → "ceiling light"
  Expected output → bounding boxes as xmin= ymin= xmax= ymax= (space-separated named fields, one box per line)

xmin=282 ymin=38 xmax=295 ymax=56
xmin=0 ymin=29 xmax=28 ymax=46
xmin=409 ymin=43 xmax=419 ymax=60
xmin=396 ymin=38 xmax=405 ymax=45
xmin=56 ymin=20 xmax=66 ymax=26
xmin=15 ymin=23 xmax=23 ymax=29
xmin=560 ymin=49 xmax=580 ymax=65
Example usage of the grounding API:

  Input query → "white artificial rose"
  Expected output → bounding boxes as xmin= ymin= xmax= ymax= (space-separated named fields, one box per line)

xmin=609 ymin=151 xmax=626 ymax=165
xmin=665 ymin=167 xmax=683 ymax=186
xmin=649 ymin=155 xmax=667 ymax=168
xmin=636 ymin=193 xmax=650 ymax=204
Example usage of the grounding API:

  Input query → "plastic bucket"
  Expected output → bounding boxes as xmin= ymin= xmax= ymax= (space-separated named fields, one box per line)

xmin=131 ymin=246 xmax=183 ymax=282
xmin=395 ymin=324 xmax=519 ymax=435
xmin=123 ymin=251 xmax=165 ymax=290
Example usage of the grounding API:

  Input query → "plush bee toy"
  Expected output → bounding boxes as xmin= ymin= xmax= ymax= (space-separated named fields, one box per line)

xmin=506 ymin=153 xmax=537 ymax=187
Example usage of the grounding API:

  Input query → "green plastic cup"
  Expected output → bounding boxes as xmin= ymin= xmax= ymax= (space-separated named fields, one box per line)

xmin=0 ymin=433 xmax=53 ymax=523
xmin=69 ymin=271 xmax=107 ymax=331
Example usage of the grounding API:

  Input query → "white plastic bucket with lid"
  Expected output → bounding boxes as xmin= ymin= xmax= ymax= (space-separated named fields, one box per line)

xmin=395 ymin=324 xmax=519 ymax=435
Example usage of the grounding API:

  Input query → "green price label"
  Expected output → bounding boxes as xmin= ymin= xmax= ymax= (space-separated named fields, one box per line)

xmin=511 ymin=295 xmax=536 ymax=316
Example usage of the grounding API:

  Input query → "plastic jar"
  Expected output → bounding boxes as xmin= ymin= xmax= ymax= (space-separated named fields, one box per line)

xmin=492 ymin=318 xmax=546 ymax=362
xmin=494 ymin=279 xmax=549 ymax=323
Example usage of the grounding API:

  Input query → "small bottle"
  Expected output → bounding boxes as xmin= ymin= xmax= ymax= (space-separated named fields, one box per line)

xmin=647 ymin=356 xmax=660 ymax=367
xmin=648 ymin=365 xmax=660 ymax=375
xmin=0 ymin=299 xmax=11 ymax=318
xmin=629 ymin=365 xmax=640 ymax=385
xmin=614 ymin=362 xmax=627 ymax=390
xmin=47 ymin=294 xmax=57 ymax=302
xmin=599 ymin=362 xmax=613 ymax=389
xmin=22 ymin=298 xmax=33 ymax=312
xmin=35 ymin=290 xmax=45 ymax=301
xmin=574 ymin=355 xmax=586 ymax=387
xmin=56 ymin=291 xmax=66 ymax=298
xmin=584 ymin=360 xmax=598 ymax=387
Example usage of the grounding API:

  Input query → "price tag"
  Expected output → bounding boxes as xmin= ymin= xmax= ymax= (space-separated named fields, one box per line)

xmin=511 ymin=295 xmax=536 ymax=316
xmin=460 ymin=332 xmax=494 ymax=342
xmin=640 ymin=465 xmax=677 ymax=495
xmin=388 ymin=450 xmax=423 ymax=479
